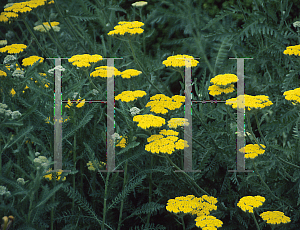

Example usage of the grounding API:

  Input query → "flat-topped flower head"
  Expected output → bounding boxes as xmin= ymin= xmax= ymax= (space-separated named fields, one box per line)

xmin=115 ymin=90 xmax=146 ymax=102
xmin=283 ymin=44 xmax=300 ymax=56
xmin=0 ymin=44 xmax=27 ymax=54
xmin=22 ymin=56 xmax=44 ymax=66
xmin=162 ymin=54 xmax=199 ymax=68
xmin=226 ymin=94 xmax=273 ymax=111
xmin=283 ymin=87 xmax=300 ymax=105
xmin=120 ymin=69 xmax=142 ymax=79
xmin=34 ymin=21 xmax=60 ymax=32
xmin=237 ymin=195 xmax=265 ymax=213
xmin=132 ymin=1 xmax=148 ymax=7
xmin=239 ymin=144 xmax=266 ymax=159
xmin=145 ymin=94 xmax=185 ymax=114
xmin=108 ymin=21 xmax=144 ymax=36
xmin=90 ymin=66 xmax=122 ymax=78
xmin=260 ymin=211 xmax=291 ymax=225
xmin=68 ymin=54 xmax=103 ymax=67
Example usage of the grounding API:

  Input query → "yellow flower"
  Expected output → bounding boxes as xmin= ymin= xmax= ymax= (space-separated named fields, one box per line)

xmin=237 ymin=195 xmax=265 ymax=213
xmin=210 ymin=74 xmax=238 ymax=87
xmin=115 ymin=90 xmax=146 ymax=102
xmin=145 ymin=94 xmax=185 ymax=114
xmin=167 ymin=118 xmax=189 ymax=129
xmin=145 ymin=129 xmax=188 ymax=154
xmin=0 ymin=13 xmax=9 ymax=22
xmin=115 ymin=135 xmax=127 ymax=148
xmin=162 ymin=54 xmax=199 ymax=68
xmin=4 ymin=1 xmax=33 ymax=13
xmin=108 ymin=21 xmax=144 ymax=36
xmin=283 ymin=44 xmax=300 ymax=56
xmin=226 ymin=94 xmax=273 ymax=111
xmin=239 ymin=144 xmax=266 ymax=159
xmin=133 ymin=114 xmax=166 ymax=129
xmin=76 ymin=99 xmax=85 ymax=108
xmin=10 ymin=88 xmax=16 ymax=97
xmin=260 ymin=211 xmax=291 ymax=225
xmin=22 ymin=55 xmax=44 ymax=66
xmin=132 ymin=1 xmax=148 ymax=7
xmin=283 ymin=87 xmax=300 ymax=105
xmin=208 ymin=84 xmax=235 ymax=96
xmin=87 ymin=160 xmax=106 ymax=171
xmin=68 ymin=54 xmax=103 ymax=67
xmin=0 ymin=70 xmax=7 ymax=77
xmin=195 ymin=215 xmax=223 ymax=229
xmin=120 ymin=69 xmax=142 ymax=79
xmin=45 ymin=116 xmax=69 ymax=124
xmin=90 ymin=66 xmax=122 ymax=78
xmin=0 ymin=44 xmax=27 ymax=54
xmin=43 ymin=168 xmax=67 ymax=181
xmin=33 ymin=21 xmax=60 ymax=32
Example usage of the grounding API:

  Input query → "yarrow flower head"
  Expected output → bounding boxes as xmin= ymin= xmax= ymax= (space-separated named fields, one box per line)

xmin=208 ymin=73 xmax=238 ymax=96
xmin=226 ymin=94 xmax=273 ymax=111
xmin=145 ymin=129 xmax=189 ymax=154
xmin=283 ymin=44 xmax=300 ymax=56
xmin=237 ymin=195 xmax=265 ymax=213
xmin=3 ymin=54 xmax=17 ymax=64
xmin=283 ymin=87 xmax=300 ymax=105
xmin=43 ymin=168 xmax=67 ymax=181
xmin=259 ymin=211 xmax=291 ymax=225
xmin=293 ymin=21 xmax=300 ymax=28
xmin=68 ymin=54 xmax=103 ymax=67
xmin=0 ymin=44 xmax=27 ymax=54
xmin=0 ymin=40 xmax=7 ymax=46
xmin=167 ymin=118 xmax=189 ymax=129
xmin=33 ymin=21 xmax=60 ymax=32
xmin=87 ymin=160 xmax=106 ymax=171
xmin=130 ymin=107 xmax=141 ymax=116
xmin=145 ymin=94 xmax=185 ymax=114
xmin=115 ymin=90 xmax=147 ymax=102
xmin=48 ymin=65 xmax=66 ymax=74
xmin=162 ymin=54 xmax=199 ymax=68
xmin=108 ymin=21 xmax=144 ymax=36
xmin=120 ymin=69 xmax=142 ymax=79
xmin=22 ymin=55 xmax=44 ymax=66
xmin=133 ymin=114 xmax=166 ymax=129
xmin=90 ymin=66 xmax=122 ymax=78
xmin=239 ymin=144 xmax=266 ymax=159
xmin=132 ymin=1 xmax=148 ymax=7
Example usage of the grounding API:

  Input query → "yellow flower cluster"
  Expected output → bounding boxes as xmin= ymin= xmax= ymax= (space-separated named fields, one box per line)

xmin=133 ymin=114 xmax=166 ymax=129
xmin=65 ymin=98 xmax=86 ymax=108
xmin=0 ymin=0 xmax=54 ymax=23
xmin=238 ymin=196 xmax=291 ymax=225
xmin=283 ymin=87 xmax=300 ymax=105
xmin=115 ymin=135 xmax=127 ymax=148
xmin=162 ymin=54 xmax=199 ymax=68
xmin=0 ymin=44 xmax=27 ymax=54
xmin=283 ymin=44 xmax=300 ymax=56
xmin=120 ymin=69 xmax=142 ymax=79
xmin=22 ymin=55 xmax=44 ymax=66
xmin=226 ymin=94 xmax=273 ymax=111
xmin=33 ymin=21 xmax=60 ymax=32
xmin=167 ymin=118 xmax=189 ymax=129
xmin=237 ymin=195 xmax=265 ymax=213
xmin=239 ymin=144 xmax=266 ymax=159
xmin=45 ymin=116 xmax=69 ymax=124
xmin=87 ymin=160 xmax=106 ymax=171
xmin=43 ymin=168 xmax=67 ymax=181
xmin=115 ymin=90 xmax=146 ymax=102
xmin=166 ymin=195 xmax=222 ymax=229
xmin=68 ymin=54 xmax=103 ymax=67
xmin=259 ymin=211 xmax=291 ymax=225
xmin=208 ymin=74 xmax=238 ymax=96
xmin=132 ymin=1 xmax=148 ymax=7
xmin=0 ymin=70 xmax=7 ymax=77
xmin=145 ymin=129 xmax=189 ymax=154
xmin=107 ymin=21 xmax=144 ymax=36
xmin=90 ymin=66 xmax=122 ymax=78
xmin=145 ymin=94 xmax=185 ymax=114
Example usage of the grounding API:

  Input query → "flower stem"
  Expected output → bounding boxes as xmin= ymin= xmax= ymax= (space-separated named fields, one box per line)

xmin=251 ymin=212 xmax=260 ymax=230
xmin=245 ymin=112 xmax=266 ymax=151
xmin=254 ymin=112 xmax=267 ymax=147
xmin=146 ymin=155 xmax=153 ymax=225
xmin=164 ymin=154 xmax=209 ymax=196
xmin=101 ymin=171 xmax=110 ymax=230
xmin=180 ymin=216 xmax=186 ymax=230
xmin=117 ymin=160 xmax=128 ymax=230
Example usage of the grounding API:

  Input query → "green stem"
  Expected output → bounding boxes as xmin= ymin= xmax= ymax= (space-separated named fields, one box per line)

xmin=51 ymin=179 xmax=56 ymax=230
xmin=127 ymin=39 xmax=172 ymax=97
xmin=72 ymin=120 xmax=77 ymax=209
xmin=138 ymin=8 xmax=146 ymax=54
xmin=164 ymin=154 xmax=209 ymax=196
xmin=22 ymin=19 xmax=50 ymax=57
xmin=117 ymin=160 xmax=128 ymax=230
xmin=252 ymin=159 xmax=279 ymax=201
xmin=251 ymin=212 xmax=260 ymax=230
xmin=254 ymin=112 xmax=267 ymax=147
xmin=245 ymin=112 xmax=266 ymax=151
xmin=181 ymin=216 xmax=186 ymax=230
xmin=102 ymin=171 xmax=110 ymax=230
xmin=146 ymin=155 xmax=153 ymax=225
